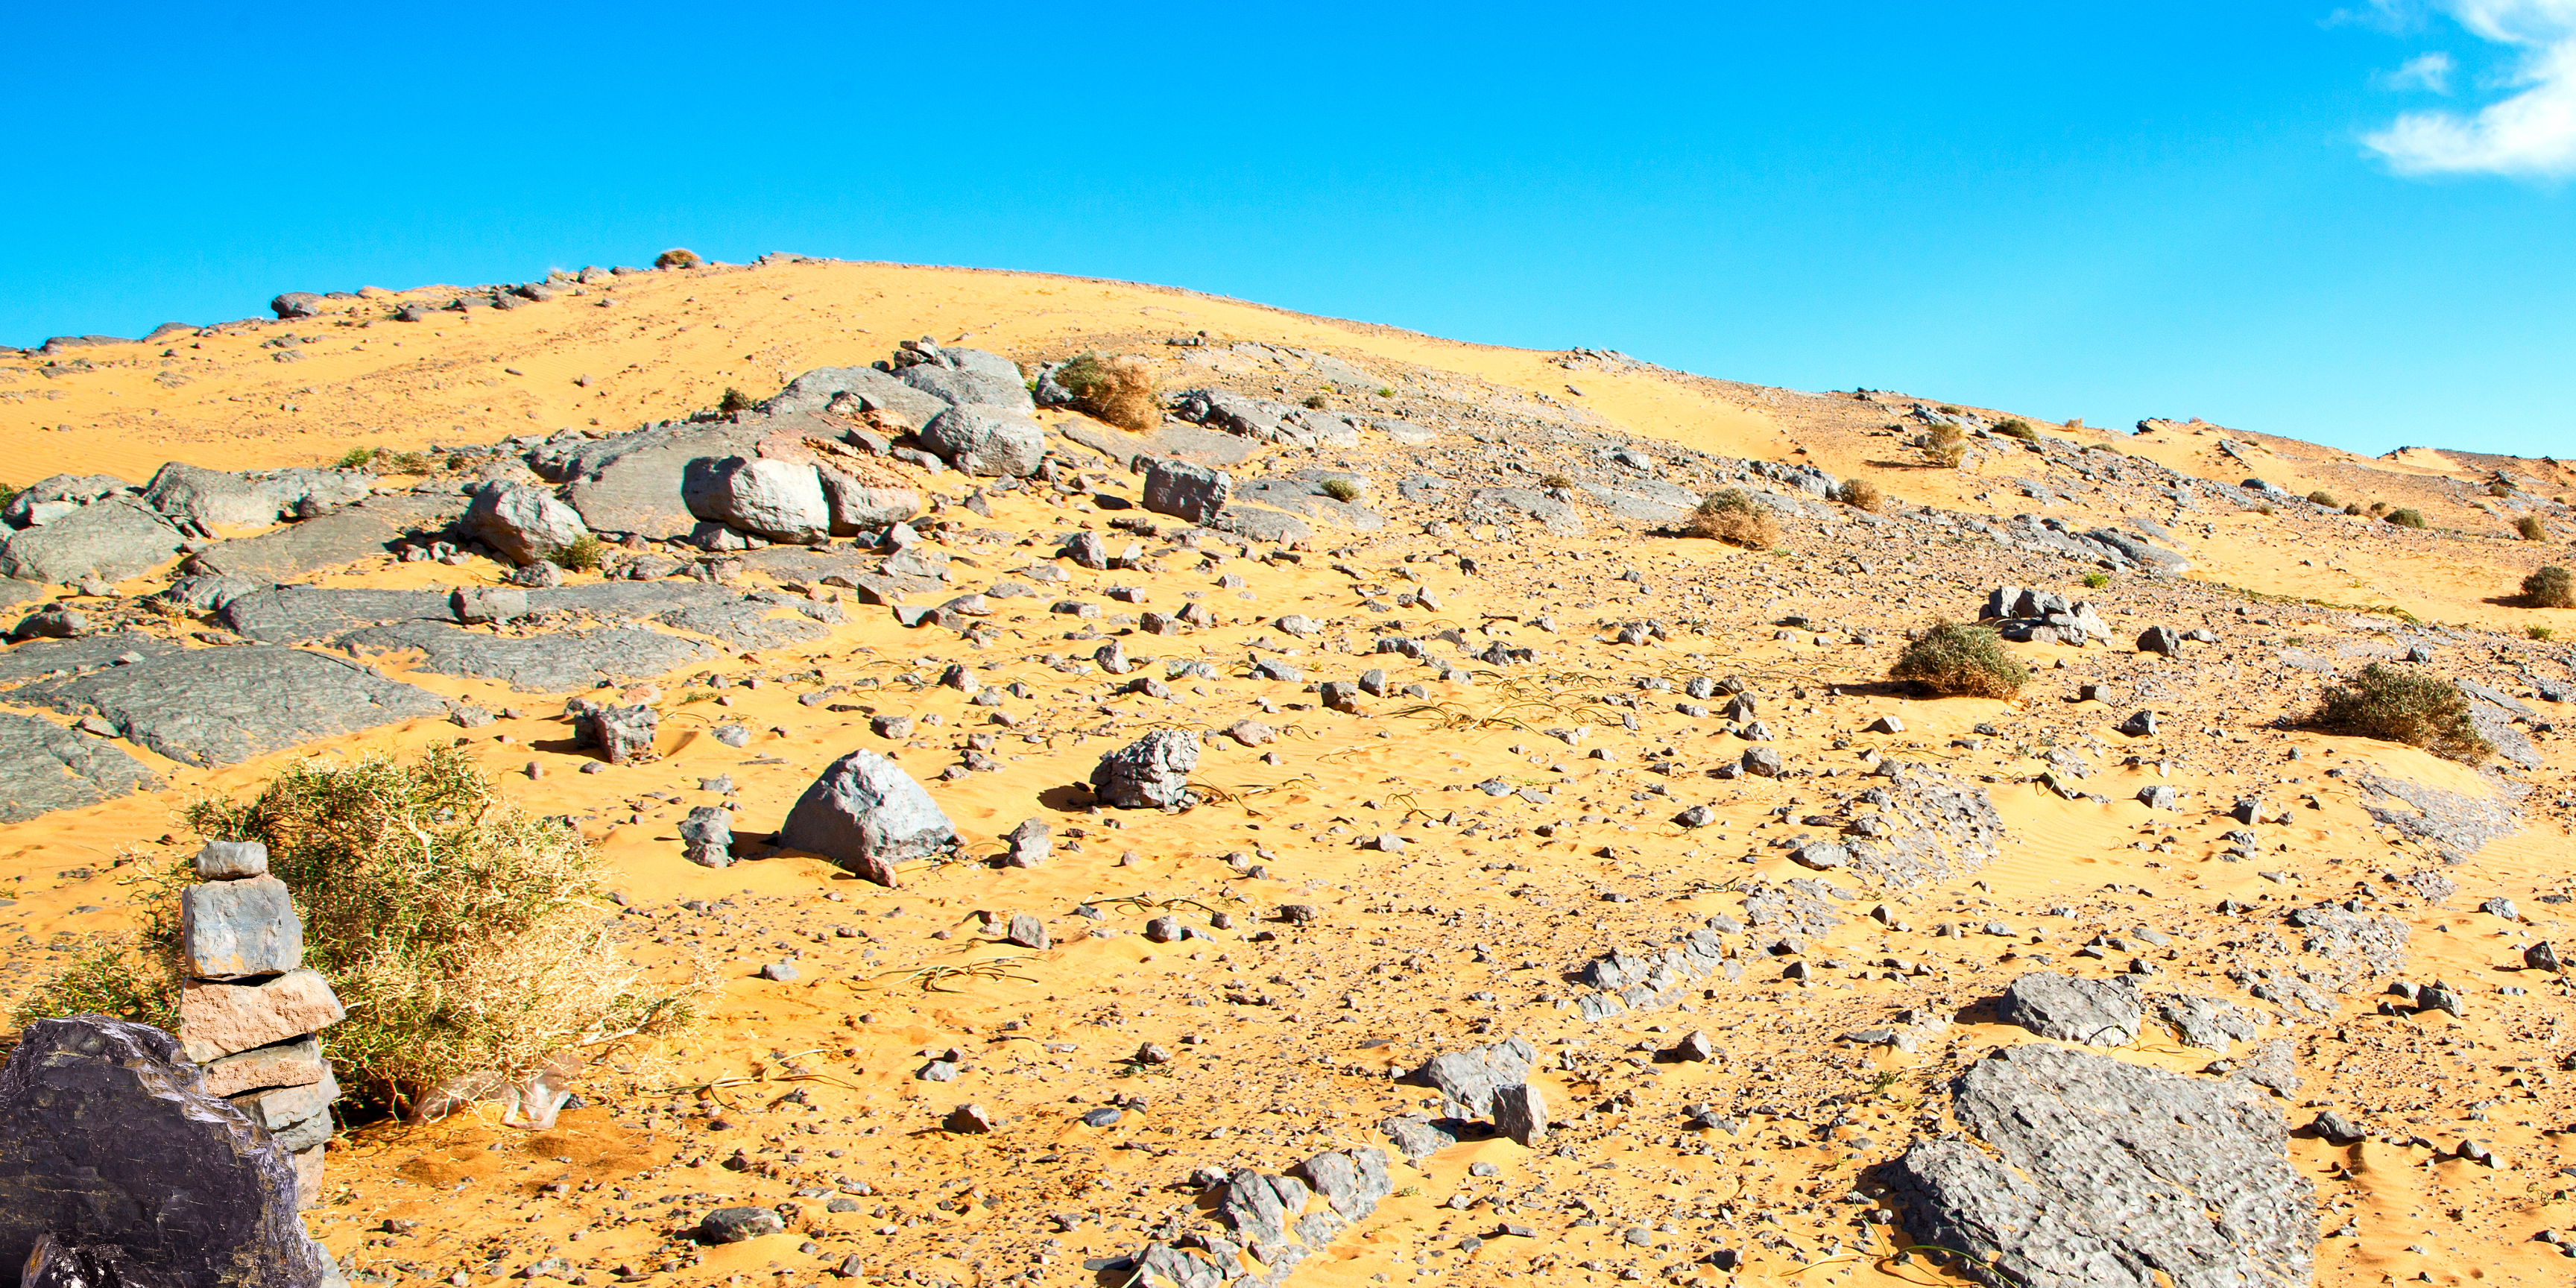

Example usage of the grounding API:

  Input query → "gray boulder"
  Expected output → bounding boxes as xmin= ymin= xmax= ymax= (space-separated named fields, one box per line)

xmin=679 ymin=805 xmax=733 ymax=867
xmin=1090 ymin=730 xmax=1201 ymax=809
xmin=0 ymin=1015 xmax=334 ymax=1288
xmin=0 ymin=711 xmax=160 ymax=823
xmin=920 ymin=405 xmax=1046 ymax=478
xmin=1491 ymin=1082 xmax=1548 ymax=1146
xmin=711 ymin=457 xmax=830 ymax=543
xmin=180 ymin=876 xmax=303 ymax=979
xmin=2 ymin=474 xmax=128 ymax=525
xmin=1891 ymin=1043 xmax=2314 ymax=1288
xmin=270 ymin=291 xmax=325 ymax=318
xmin=0 ymin=497 xmax=185 ymax=584
xmin=777 ymin=748 xmax=957 ymax=886
xmin=1407 ymin=1036 xmax=1539 ymax=1117
xmin=1998 ymin=972 xmax=2144 ymax=1046
xmin=537 ymin=422 xmax=766 ymax=540
xmin=189 ymin=493 xmax=458 ymax=582
xmin=1142 ymin=459 xmax=1232 ymax=525
xmin=463 ymin=483 xmax=588 ymax=566
xmin=897 ymin=350 xmax=1033 ymax=412
xmin=141 ymin=463 xmax=372 ymax=531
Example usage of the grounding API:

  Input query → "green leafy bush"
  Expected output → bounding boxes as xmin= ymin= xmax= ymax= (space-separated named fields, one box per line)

xmin=548 ymin=533 xmax=606 ymax=572
xmin=1319 ymin=479 xmax=1363 ymax=502
xmin=1891 ymin=620 xmax=2028 ymax=698
xmin=718 ymin=386 xmax=757 ymax=415
xmin=2312 ymin=664 xmax=2490 ymax=761
xmin=335 ymin=446 xmax=378 ymax=470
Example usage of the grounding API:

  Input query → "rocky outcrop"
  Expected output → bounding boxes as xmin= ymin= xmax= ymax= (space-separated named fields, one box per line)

xmin=1892 ymin=1044 xmax=2313 ymax=1288
xmin=462 ymin=483 xmax=589 ymax=566
xmin=0 ymin=496 xmax=186 ymax=584
xmin=0 ymin=710 xmax=160 ymax=822
xmin=16 ymin=647 xmax=447 ymax=766
xmin=336 ymin=621 xmax=717 ymax=692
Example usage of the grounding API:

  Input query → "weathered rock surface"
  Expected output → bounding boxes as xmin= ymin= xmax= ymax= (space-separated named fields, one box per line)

xmin=711 ymin=457 xmax=831 ymax=543
xmin=778 ymin=748 xmax=957 ymax=885
xmin=0 ymin=711 xmax=161 ymax=821
xmin=17 ymin=647 xmax=446 ymax=767
xmin=920 ymin=405 xmax=1046 ymax=477
xmin=0 ymin=1015 xmax=332 ymax=1288
xmin=219 ymin=586 xmax=450 ymax=643
xmin=1090 ymin=730 xmax=1201 ymax=809
xmin=534 ymin=422 xmax=765 ymax=539
xmin=177 ymin=970 xmax=348 ymax=1063
xmin=654 ymin=601 xmax=831 ymax=649
xmin=0 ymin=632 xmax=182 ymax=686
xmin=763 ymin=365 xmax=950 ymax=426
xmin=189 ymin=493 xmax=460 ymax=582
xmin=1407 ymin=1036 xmax=1538 ymax=1117
xmin=0 ymin=496 xmax=186 ymax=584
xmin=1892 ymin=1043 xmax=2314 ymax=1288
xmin=180 ymin=875 xmax=304 ymax=979
xmin=1141 ymin=459 xmax=1232 ymax=525
xmin=1997 ymin=972 xmax=2144 ymax=1046
xmin=140 ymin=463 xmax=373 ymax=531
xmin=335 ymin=622 xmax=716 ymax=692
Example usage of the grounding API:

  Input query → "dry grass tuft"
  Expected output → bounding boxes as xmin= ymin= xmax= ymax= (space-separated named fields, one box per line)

xmin=547 ymin=533 xmax=605 ymax=572
xmin=2384 ymin=507 xmax=2426 ymax=529
xmin=1054 ymin=354 xmax=1161 ymax=432
xmin=1891 ymin=620 xmax=2027 ymax=698
xmin=654 ymin=248 xmax=703 ymax=269
xmin=1685 ymin=489 xmax=1778 ymax=549
xmin=1836 ymin=477 xmax=1884 ymax=511
xmin=2525 ymin=564 xmax=2575 ymax=608
xmin=1919 ymin=423 xmax=1966 ymax=467
xmin=2516 ymin=514 xmax=2551 ymax=542
xmin=2313 ymin=663 xmax=2490 ymax=761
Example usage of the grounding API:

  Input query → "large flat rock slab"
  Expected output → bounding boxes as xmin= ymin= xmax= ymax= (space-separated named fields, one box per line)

xmin=654 ymin=601 xmax=832 ymax=649
xmin=189 ymin=493 xmax=463 ymax=581
xmin=0 ymin=497 xmax=186 ymax=585
xmin=336 ymin=622 xmax=717 ymax=692
xmin=219 ymin=587 xmax=451 ymax=643
xmin=521 ymin=581 xmax=740 ymax=620
xmin=15 ymin=645 xmax=446 ymax=766
xmin=0 ymin=712 xmax=160 ymax=821
xmin=0 ymin=633 xmax=183 ymax=686
xmin=1891 ymin=1043 xmax=2313 ymax=1288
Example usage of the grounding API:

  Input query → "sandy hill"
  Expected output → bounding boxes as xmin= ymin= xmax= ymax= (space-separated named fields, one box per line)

xmin=0 ymin=255 xmax=2571 ymax=1288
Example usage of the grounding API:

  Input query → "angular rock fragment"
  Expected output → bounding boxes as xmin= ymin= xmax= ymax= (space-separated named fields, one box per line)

xmin=1090 ymin=730 xmax=1201 ymax=809
xmin=777 ymin=748 xmax=956 ymax=886
xmin=1997 ymin=972 xmax=2143 ymax=1046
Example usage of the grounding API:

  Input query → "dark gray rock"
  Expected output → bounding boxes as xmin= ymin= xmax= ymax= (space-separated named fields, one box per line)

xmin=270 ymin=292 xmax=324 ymax=319
xmin=450 ymin=587 xmax=527 ymax=625
xmin=777 ymin=748 xmax=957 ymax=886
xmin=335 ymin=622 xmax=716 ymax=692
xmin=575 ymin=703 xmax=657 ymax=764
xmin=698 ymin=1206 xmax=785 ymax=1244
xmin=1141 ymin=459 xmax=1232 ymax=525
xmin=1090 ymin=730 xmax=1201 ymax=809
xmin=1380 ymin=1114 xmax=1459 ymax=1161
xmin=2154 ymin=994 xmax=2264 ymax=1052
xmin=0 ymin=497 xmax=186 ymax=584
xmin=0 ymin=1015 xmax=333 ymax=1288
xmin=462 ymin=483 xmax=589 ymax=566
xmin=1211 ymin=505 xmax=1313 ymax=545
xmin=1998 ymin=973 xmax=2143 ymax=1046
xmin=539 ymin=422 xmax=766 ymax=540
xmin=1002 ymin=817 xmax=1050 ymax=868
xmin=2136 ymin=626 xmax=2182 ymax=657
xmin=897 ymin=353 xmax=1032 ymax=413
xmin=1892 ymin=1043 xmax=2314 ymax=1288
xmin=0 ymin=711 xmax=160 ymax=822
xmin=1831 ymin=761 xmax=2005 ymax=888
xmin=16 ymin=647 xmax=445 ymax=767
xmin=1407 ymin=1037 xmax=1538 ymax=1117
xmin=155 ymin=573 xmax=267 ymax=613
xmin=920 ymin=405 xmax=1046 ymax=477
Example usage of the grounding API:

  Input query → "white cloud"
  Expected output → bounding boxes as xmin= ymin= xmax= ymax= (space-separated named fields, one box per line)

xmin=2385 ymin=50 xmax=2456 ymax=90
xmin=2364 ymin=1 xmax=2576 ymax=177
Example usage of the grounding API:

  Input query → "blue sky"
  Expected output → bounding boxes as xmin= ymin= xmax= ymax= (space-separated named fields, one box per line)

xmin=8 ymin=2 xmax=2574 ymax=458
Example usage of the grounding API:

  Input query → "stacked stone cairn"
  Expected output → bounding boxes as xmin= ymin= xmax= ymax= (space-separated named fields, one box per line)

xmin=176 ymin=839 xmax=347 ymax=1208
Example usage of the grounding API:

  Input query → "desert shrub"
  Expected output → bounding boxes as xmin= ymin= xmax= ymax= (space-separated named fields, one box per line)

xmin=718 ymin=386 xmax=757 ymax=415
xmin=1992 ymin=418 xmax=2038 ymax=441
xmin=1538 ymin=473 xmax=1576 ymax=490
xmin=2308 ymin=490 xmax=2337 ymax=507
xmin=1685 ymin=489 xmax=1778 ymax=549
xmin=336 ymin=446 xmax=378 ymax=470
xmin=1836 ymin=477 xmax=1883 ymax=511
xmin=175 ymin=748 xmax=701 ymax=1113
xmin=2534 ymin=626 xmax=2557 ymax=642
xmin=2488 ymin=480 xmax=2515 ymax=497
xmin=2312 ymin=663 xmax=2490 ymax=761
xmin=548 ymin=533 xmax=605 ymax=572
xmin=2343 ymin=503 xmax=2363 ymax=517
xmin=2367 ymin=501 xmax=2389 ymax=517
xmin=1053 ymin=354 xmax=1161 ymax=433
xmin=1919 ymin=423 xmax=1966 ymax=468
xmin=2082 ymin=572 xmax=2110 ymax=589
xmin=654 ymin=247 xmax=703 ymax=269
xmin=1891 ymin=620 xmax=2027 ymax=698
xmin=2384 ymin=507 xmax=2425 ymax=529
xmin=2525 ymin=564 xmax=2576 ymax=608
xmin=1302 ymin=392 xmax=1330 ymax=410
xmin=1319 ymin=479 xmax=1363 ymax=502
xmin=0 ymin=483 xmax=19 ymax=506
xmin=2516 ymin=514 xmax=2549 ymax=542
xmin=1375 ymin=386 xmax=1395 ymax=397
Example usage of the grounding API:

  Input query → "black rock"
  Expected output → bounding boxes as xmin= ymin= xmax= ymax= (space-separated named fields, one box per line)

xmin=698 ymin=1206 xmax=785 ymax=1244
xmin=0 ymin=1015 xmax=331 ymax=1287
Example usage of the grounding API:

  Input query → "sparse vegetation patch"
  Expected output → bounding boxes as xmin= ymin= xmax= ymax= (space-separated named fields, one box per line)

xmin=2312 ymin=663 xmax=2490 ymax=761
xmin=1685 ymin=488 xmax=1778 ymax=549
xmin=1891 ymin=620 xmax=2028 ymax=698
